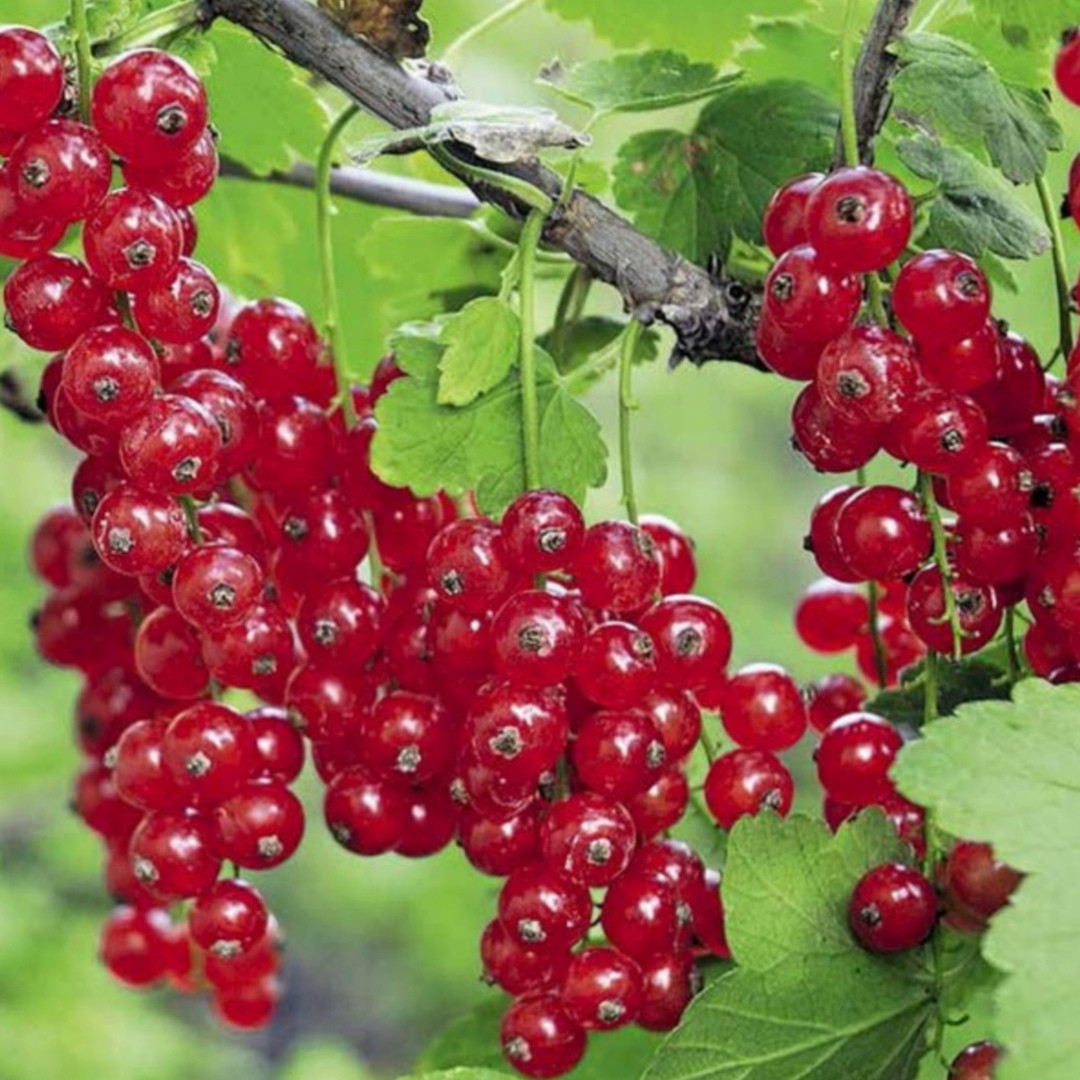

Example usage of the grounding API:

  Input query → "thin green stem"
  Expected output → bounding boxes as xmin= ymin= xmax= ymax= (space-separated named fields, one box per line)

xmin=839 ymin=0 xmax=862 ymax=167
xmin=430 ymin=146 xmax=553 ymax=214
xmin=912 ymin=0 xmax=957 ymax=34
xmin=918 ymin=470 xmax=963 ymax=661
xmin=867 ymin=274 xmax=889 ymax=325
xmin=179 ymin=495 xmax=203 ymax=544
xmin=93 ymin=0 xmax=202 ymax=54
xmin=1036 ymin=174 xmax=1075 ymax=364
xmin=70 ymin=0 xmax=93 ymax=121
xmin=517 ymin=210 xmax=545 ymax=490
xmin=699 ymin=723 xmax=718 ymax=766
xmin=618 ymin=319 xmax=644 ymax=524
xmin=441 ymin=0 xmax=537 ymax=69
xmin=856 ymin=465 xmax=889 ymax=688
xmin=866 ymin=580 xmax=889 ymax=689
xmin=923 ymin=649 xmax=939 ymax=727
xmin=316 ymin=104 xmax=361 ymax=427
xmin=1004 ymin=607 xmax=1021 ymax=682
xmin=363 ymin=512 xmax=383 ymax=587
xmin=551 ymin=266 xmax=593 ymax=364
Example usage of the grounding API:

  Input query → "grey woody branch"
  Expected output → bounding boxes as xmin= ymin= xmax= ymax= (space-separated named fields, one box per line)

xmin=842 ymin=0 xmax=918 ymax=165
xmin=197 ymin=0 xmax=763 ymax=367
xmin=218 ymin=157 xmax=481 ymax=217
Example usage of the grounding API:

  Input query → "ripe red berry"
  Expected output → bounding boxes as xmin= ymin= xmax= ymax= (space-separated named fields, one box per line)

xmin=717 ymin=662 xmax=807 ymax=751
xmin=639 ymin=514 xmax=696 ymax=594
xmin=91 ymin=484 xmax=188 ymax=577
xmin=99 ymin=905 xmax=183 ymax=987
xmin=762 ymin=244 xmax=862 ymax=343
xmin=600 ymin=871 xmax=690 ymax=960
xmin=91 ymin=49 xmax=208 ymax=165
xmin=761 ymin=172 xmax=823 ymax=256
xmin=538 ymin=792 xmax=637 ymax=887
xmin=885 ymin=386 xmax=989 ymax=475
xmin=132 ymin=258 xmax=220 ymax=343
xmin=500 ymin=489 xmax=585 ymax=574
xmin=805 ymin=166 xmax=912 ymax=274
xmin=360 ymin=690 xmax=456 ymax=783
xmin=324 ymin=766 xmax=408 ymax=855
xmin=123 ymin=127 xmax=218 ymax=207
xmin=848 ymin=862 xmax=937 ymax=952
xmin=562 ymin=947 xmax=643 ymax=1031
xmin=1054 ymin=31 xmax=1080 ymax=106
xmin=188 ymin=878 xmax=269 ymax=958
xmin=637 ymin=594 xmax=733 ymax=691
xmin=574 ymin=621 xmax=657 ymax=709
xmin=9 ymin=119 xmax=111 ymax=223
xmin=574 ymin=520 xmax=661 ymax=615
xmin=571 ymin=708 xmax=666 ymax=799
xmin=833 ymin=485 xmax=932 ymax=581
xmin=806 ymin=672 xmax=866 ymax=733
xmin=795 ymin=578 xmax=868 ymax=653
xmin=172 ymin=544 xmax=264 ymax=632
xmin=0 ymin=27 xmax=64 ymax=134
xmin=162 ymin=701 xmax=259 ymax=808
xmin=214 ymin=780 xmax=305 ymax=869
xmin=947 ymin=1041 xmax=1001 ymax=1080
xmin=703 ymin=748 xmax=793 ymax=830
xmin=481 ymin=918 xmax=567 ymax=995
xmin=905 ymin=566 xmax=1001 ymax=656
xmin=119 ymin=393 xmax=224 ymax=495
xmin=83 ymin=188 xmax=185 ymax=292
xmin=790 ymin=382 xmax=882 ymax=474
xmin=492 ymin=589 xmax=586 ymax=687
xmin=427 ymin=517 xmax=514 ymax=614
xmin=500 ymin=993 xmax=587 ymax=1078
xmin=816 ymin=325 xmax=917 ymax=426
xmin=892 ymin=250 xmax=990 ymax=347
xmin=128 ymin=811 xmax=222 ymax=901
xmin=943 ymin=841 xmax=1021 ymax=921
xmin=460 ymin=804 xmax=541 ymax=877
xmin=498 ymin=864 xmax=592 ymax=950
xmin=63 ymin=325 xmax=161 ymax=425
xmin=224 ymin=297 xmax=321 ymax=400
xmin=636 ymin=952 xmax=699 ymax=1031
xmin=815 ymin=712 xmax=902 ymax=806
xmin=468 ymin=682 xmax=568 ymax=786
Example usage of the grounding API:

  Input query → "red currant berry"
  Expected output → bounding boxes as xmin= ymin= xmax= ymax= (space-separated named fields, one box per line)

xmin=816 ymin=324 xmax=917 ymax=426
xmin=123 ymin=127 xmax=218 ymax=207
xmin=944 ymin=841 xmax=1021 ymax=921
xmin=703 ymin=748 xmax=793 ymax=830
xmin=795 ymin=578 xmax=868 ymax=653
xmin=848 ymin=862 xmax=937 ymax=952
xmin=761 ymin=172 xmax=823 ymax=256
xmin=468 ymin=682 xmax=568 ymax=786
xmin=0 ymin=28 xmax=63 ymax=134
xmin=806 ymin=672 xmax=866 ymax=733
xmin=905 ymin=565 xmax=1001 ymax=655
xmin=500 ymin=993 xmax=587 ymax=1079
xmin=816 ymin=711 xmax=902 ymax=805
xmin=947 ymin=1041 xmax=1000 ymax=1080
xmin=572 ymin=708 xmax=666 ymax=799
xmin=639 ymin=514 xmax=696 ymax=594
xmin=481 ymin=918 xmax=568 ymax=995
xmin=492 ymin=589 xmax=586 ymax=687
xmin=1055 ymin=31 xmax=1080 ymax=106
xmin=892 ymin=250 xmax=990 ymax=347
xmin=539 ymin=792 xmax=637 ymax=887
xmin=574 ymin=621 xmax=657 ymax=709
xmin=638 ymin=594 xmax=733 ymax=691
xmin=636 ymin=952 xmax=698 ymax=1031
xmin=63 ymin=325 xmax=161 ymax=425
xmin=562 ymin=947 xmax=643 ymax=1031
xmin=324 ymin=766 xmax=408 ymax=855
xmin=99 ymin=905 xmax=182 ymax=986
xmin=162 ymin=701 xmax=258 ymax=807
xmin=498 ymin=864 xmax=592 ymax=950
xmin=214 ymin=780 xmax=305 ymax=869
xmin=188 ymin=878 xmax=268 ymax=959
xmin=91 ymin=484 xmax=188 ymax=577
xmin=718 ymin=662 xmax=807 ymax=751
xmin=10 ymin=119 xmax=111 ymax=223
xmin=500 ymin=489 xmax=585 ymax=574
xmin=762 ymin=244 xmax=862 ymax=343
xmin=129 ymin=811 xmax=221 ymax=901
xmin=247 ymin=705 xmax=305 ymax=783
xmin=574 ymin=520 xmax=661 ymax=615
xmin=427 ymin=517 xmax=513 ymax=613
xmin=360 ymin=690 xmax=456 ymax=783
xmin=791 ymin=382 xmax=883 ymax=474
xmin=834 ymin=485 xmax=932 ymax=581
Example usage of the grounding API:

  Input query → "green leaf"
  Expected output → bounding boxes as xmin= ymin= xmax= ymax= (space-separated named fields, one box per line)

xmin=736 ymin=19 xmax=841 ymax=94
xmin=542 ymin=0 xmax=815 ymax=65
xmin=641 ymin=956 xmax=933 ymax=1080
xmin=539 ymin=316 xmax=659 ymax=379
xmin=415 ymin=996 xmax=661 ymax=1078
xmin=642 ymin=811 xmax=933 ymax=1080
xmin=614 ymin=81 xmax=837 ymax=262
xmin=84 ymin=0 xmax=143 ymax=40
xmin=893 ymin=680 xmax=1080 ymax=1080
xmin=970 ymin=0 xmax=1079 ymax=47
xmin=891 ymin=34 xmax=1062 ymax=184
xmin=866 ymin=657 xmax=1013 ymax=730
xmin=437 ymin=298 xmax=520 ymax=407
xmin=538 ymin=51 xmax=736 ymax=114
xmin=938 ymin=13 xmax=1048 ymax=88
xmin=723 ymin=811 xmax=909 ymax=970
xmin=897 ymin=135 xmax=1050 ymax=260
xmin=372 ymin=328 xmax=607 ymax=514
xmin=204 ymin=24 xmax=328 ymax=175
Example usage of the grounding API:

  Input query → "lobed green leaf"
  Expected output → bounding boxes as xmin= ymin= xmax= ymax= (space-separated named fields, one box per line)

xmin=437 ymin=298 xmax=520 ymax=407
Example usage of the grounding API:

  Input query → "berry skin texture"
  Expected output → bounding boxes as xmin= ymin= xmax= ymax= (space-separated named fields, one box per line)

xmin=805 ymin=166 xmax=912 ymax=274
xmin=0 ymin=28 xmax=64 ymax=135
xmin=62 ymin=324 xmax=161 ymax=426
xmin=500 ymin=489 xmax=585 ymax=574
xmin=943 ymin=841 xmax=1021 ymax=922
xmin=848 ymin=862 xmax=937 ymax=952
xmin=762 ymin=244 xmax=862 ymax=344
xmin=561 ymin=947 xmax=643 ymax=1031
xmin=99 ymin=906 xmax=182 ymax=987
xmin=480 ymin=918 xmax=567 ymax=995
xmin=500 ymin=993 xmax=587 ymax=1079
xmin=571 ymin=708 xmax=666 ymax=799
xmin=834 ymin=485 xmax=932 ymax=581
xmin=83 ymin=188 xmax=184 ymax=292
xmin=638 ymin=595 xmax=733 ymax=691
xmin=128 ymin=811 xmax=222 ymax=902
xmin=91 ymin=484 xmax=188 ymax=577
xmin=574 ymin=520 xmax=661 ymax=615
xmin=213 ymin=780 xmax=305 ymax=869
xmin=10 ymin=119 xmax=112 ymax=223
xmin=91 ymin=49 xmax=208 ymax=165
xmin=599 ymin=872 xmax=689 ymax=961
xmin=162 ymin=701 xmax=259 ymax=808
xmin=574 ymin=621 xmax=657 ymax=709
xmin=132 ymin=257 xmax=220 ymax=344
xmin=224 ymin=298 xmax=320 ymax=401
xmin=703 ymin=748 xmax=793 ymax=830
xmin=172 ymin=544 xmax=264 ymax=633
xmin=427 ymin=517 xmax=513 ymax=614
xmin=795 ymin=579 xmax=868 ymax=654
xmin=816 ymin=325 xmax=918 ymax=427
xmin=498 ymin=864 xmax=592 ymax=950
xmin=816 ymin=712 xmax=903 ymax=806
xmin=717 ymin=662 xmax=807 ymax=751
xmin=892 ymin=250 xmax=990 ymax=347
xmin=947 ymin=1041 xmax=1001 ymax=1080
xmin=538 ymin=792 xmax=637 ymax=887
xmin=3 ymin=253 xmax=113 ymax=351
xmin=636 ymin=952 xmax=698 ymax=1031
xmin=761 ymin=172 xmax=823 ymax=256
xmin=790 ymin=383 xmax=883 ymax=475
xmin=323 ymin=767 xmax=408 ymax=856
xmin=491 ymin=589 xmax=586 ymax=688
xmin=188 ymin=879 xmax=269 ymax=959
xmin=639 ymin=514 xmax=697 ymax=594
xmin=1055 ymin=32 xmax=1080 ymax=107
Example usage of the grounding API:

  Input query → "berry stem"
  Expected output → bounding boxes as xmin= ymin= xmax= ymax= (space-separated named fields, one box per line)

xmin=916 ymin=470 xmax=963 ymax=661
xmin=922 ymin=648 xmax=939 ymax=726
xmin=70 ymin=0 xmax=93 ymax=121
xmin=179 ymin=495 xmax=203 ymax=544
xmin=1004 ymin=606 xmax=1022 ymax=682
xmin=838 ymin=0 xmax=862 ymax=169
xmin=1035 ymin=173 xmax=1075 ymax=363
xmin=618 ymin=318 xmax=644 ymax=525
xmin=699 ymin=723 xmax=717 ymax=765
xmin=856 ymin=466 xmax=889 ymax=688
xmin=441 ymin=0 xmax=537 ymax=70
xmin=429 ymin=145 xmax=554 ymax=215
xmin=93 ymin=0 xmax=203 ymax=54
xmin=316 ymin=103 xmax=361 ymax=428
xmin=518 ymin=209 xmax=546 ymax=491
xmin=551 ymin=265 xmax=594 ymax=366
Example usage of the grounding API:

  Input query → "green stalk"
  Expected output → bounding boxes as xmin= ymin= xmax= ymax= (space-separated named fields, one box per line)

xmin=923 ymin=649 xmax=939 ymax=727
xmin=70 ymin=0 xmax=92 ymax=121
xmin=441 ymin=0 xmax=537 ymax=69
xmin=917 ymin=470 xmax=963 ymax=660
xmin=94 ymin=0 xmax=203 ymax=54
xmin=618 ymin=319 xmax=644 ymax=524
xmin=1004 ymin=606 xmax=1021 ymax=682
xmin=430 ymin=145 xmax=553 ymax=214
xmin=316 ymin=104 xmax=361 ymax=427
xmin=1036 ymin=174 xmax=1075 ymax=363
xmin=839 ymin=0 xmax=862 ymax=167
xmin=517 ymin=210 xmax=546 ymax=490
xmin=551 ymin=265 xmax=593 ymax=365
xmin=179 ymin=495 xmax=203 ymax=544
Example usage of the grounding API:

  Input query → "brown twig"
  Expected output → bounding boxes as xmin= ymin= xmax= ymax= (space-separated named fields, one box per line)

xmin=0 ymin=369 xmax=44 ymax=423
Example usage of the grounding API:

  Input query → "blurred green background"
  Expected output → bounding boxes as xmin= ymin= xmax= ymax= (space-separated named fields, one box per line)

xmin=0 ymin=0 xmax=1078 ymax=1077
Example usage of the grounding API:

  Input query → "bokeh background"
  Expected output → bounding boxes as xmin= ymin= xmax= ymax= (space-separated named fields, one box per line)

xmin=0 ymin=1 xmax=1077 ymax=1077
